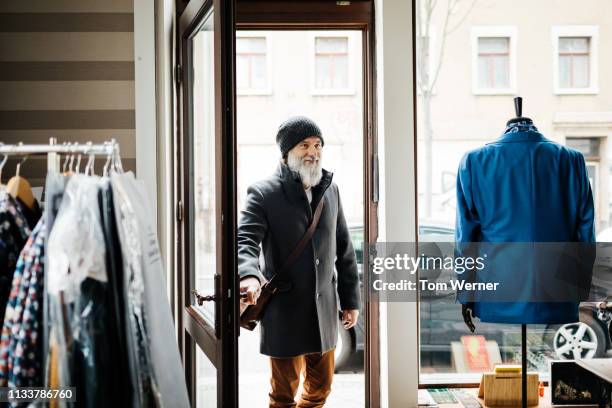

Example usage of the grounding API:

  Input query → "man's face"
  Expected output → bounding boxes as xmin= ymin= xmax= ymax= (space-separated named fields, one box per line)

xmin=287 ymin=136 xmax=324 ymax=188
xmin=291 ymin=136 xmax=323 ymax=166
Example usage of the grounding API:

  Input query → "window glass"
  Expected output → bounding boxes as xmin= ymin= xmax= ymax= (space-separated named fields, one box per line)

xmin=314 ymin=37 xmax=350 ymax=90
xmin=477 ymin=37 xmax=509 ymax=89
xmin=237 ymin=37 xmax=268 ymax=91
xmin=559 ymin=37 xmax=590 ymax=88
xmin=192 ymin=14 xmax=216 ymax=324
xmin=416 ymin=0 xmax=611 ymax=386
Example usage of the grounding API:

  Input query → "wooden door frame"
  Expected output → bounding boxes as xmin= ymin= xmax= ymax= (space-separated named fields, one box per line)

xmin=235 ymin=1 xmax=380 ymax=407
xmin=175 ymin=0 xmax=379 ymax=406
xmin=176 ymin=0 xmax=238 ymax=405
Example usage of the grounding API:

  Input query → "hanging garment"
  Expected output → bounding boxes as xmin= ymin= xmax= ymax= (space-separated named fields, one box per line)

xmin=111 ymin=172 xmax=189 ymax=408
xmin=0 ymin=219 xmax=45 ymax=388
xmin=0 ymin=190 xmax=39 ymax=325
xmin=46 ymin=175 xmax=121 ymax=407
xmin=97 ymin=179 xmax=131 ymax=402
xmin=111 ymin=172 xmax=161 ymax=408
xmin=42 ymin=173 xmax=67 ymax=408
xmin=455 ymin=128 xmax=595 ymax=324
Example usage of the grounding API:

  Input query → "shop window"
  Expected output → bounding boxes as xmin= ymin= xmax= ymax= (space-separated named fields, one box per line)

xmin=418 ymin=1 xmax=612 ymax=388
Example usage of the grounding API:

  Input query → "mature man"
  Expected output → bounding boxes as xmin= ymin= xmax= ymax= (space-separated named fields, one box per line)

xmin=238 ymin=116 xmax=361 ymax=407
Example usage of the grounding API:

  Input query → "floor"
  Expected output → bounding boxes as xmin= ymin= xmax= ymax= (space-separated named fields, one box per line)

xmin=196 ymin=326 xmax=365 ymax=407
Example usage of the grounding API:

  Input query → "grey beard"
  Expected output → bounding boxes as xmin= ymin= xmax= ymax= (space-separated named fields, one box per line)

xmin=287 ymin=152 xmax=323 ymax=188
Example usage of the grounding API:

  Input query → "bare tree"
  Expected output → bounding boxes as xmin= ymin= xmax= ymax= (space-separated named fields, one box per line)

xmin=416 ymin=0 xmax=476 ymax=219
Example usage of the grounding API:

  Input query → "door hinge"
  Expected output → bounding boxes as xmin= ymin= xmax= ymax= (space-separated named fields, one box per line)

xmin=176 ymin=200 xmax=184 ymax=222
xmin=175 ymin=64 xmax=182 ymax=84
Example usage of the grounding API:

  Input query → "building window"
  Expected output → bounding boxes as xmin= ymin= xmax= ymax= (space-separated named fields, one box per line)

xmin=236 ymin=36 xmax=270 ymax=95
xmin=471 ymin=27 xmax=517 ymax=95
xmin=558 ymin=37 xmax=590 ymax=89
xmin=312 ymin=36 xmax=352 ymax=94
xmin=566 ymin=137 xmax=601 ymax=201
xmin=477 ymin=37 xmax=509 ymax=89
xmin=552 ymin=26 xmax=599 ymax=94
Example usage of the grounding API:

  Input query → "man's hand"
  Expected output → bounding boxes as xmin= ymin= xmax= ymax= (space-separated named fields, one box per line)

xmin=341 ymin=309 xmax=359 ymax=329
xmin=239 ymin=277 xmax=261 ymax=314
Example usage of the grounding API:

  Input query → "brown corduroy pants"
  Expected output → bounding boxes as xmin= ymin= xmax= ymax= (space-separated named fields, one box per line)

xmin=268 ymin=350 xmax=335 ymax=408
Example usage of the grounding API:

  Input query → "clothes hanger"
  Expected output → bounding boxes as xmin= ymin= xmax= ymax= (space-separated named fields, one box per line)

xmin=112 ymin=142 xmax=124 ymax=174
xmin=75 ymin=152 xmax=82 ymax=174
xmin=103 ymin=150 xmax=112 ymax=177
xmin=68 ymin=150 xmax=75 ymax=174
xmin=85 ymin=150 xmax=95 ymax=176
xmin=6 ymin=154 xmax=36 ymax=210
xmin=0 ymin=152 xmax=8 ymax=188
xmin=62 ymin=143 xmax=75 ymax=176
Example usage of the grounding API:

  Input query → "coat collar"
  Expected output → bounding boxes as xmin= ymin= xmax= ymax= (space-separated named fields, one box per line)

xmin=489 ymin=130 xmax=548 ymax=144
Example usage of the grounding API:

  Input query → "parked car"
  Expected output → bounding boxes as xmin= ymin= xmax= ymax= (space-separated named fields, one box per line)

xmin=334 ymin=223 xmax=612 ymax=372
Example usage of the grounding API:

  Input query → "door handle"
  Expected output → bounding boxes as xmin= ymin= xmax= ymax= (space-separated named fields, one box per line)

xmin=192 ymin=290 xmax=216 ymax=305
xmin=191 ymin=289 xmax=248 ymax=306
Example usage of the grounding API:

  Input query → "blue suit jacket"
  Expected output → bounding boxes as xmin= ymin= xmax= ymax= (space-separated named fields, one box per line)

xmin=455 ymin=130 xmax=595 ymax=324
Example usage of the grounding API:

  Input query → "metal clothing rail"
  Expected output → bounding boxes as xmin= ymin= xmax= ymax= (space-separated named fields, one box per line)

xmin=0 ymin=141 xmax=117 ymax=155
xmin=0 ymin=137 xmax=121 ymax=173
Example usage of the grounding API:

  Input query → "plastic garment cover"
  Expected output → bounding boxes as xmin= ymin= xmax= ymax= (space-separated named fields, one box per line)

xmin=47 ymin=175 xmax=107 ymax=299
xmin=111 ymin=172 xmax=189 ymax=408
xmin=46 ymin=175 xmax=124 ymax=407
xmin=111 ymin=172 xmax=160 ymax=407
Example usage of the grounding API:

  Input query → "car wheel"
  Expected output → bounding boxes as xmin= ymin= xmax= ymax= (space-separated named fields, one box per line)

xmin=552 ymin=315 xmax=606 ymax=360
xmin=335 ymin=326 xmax=354 ymax=372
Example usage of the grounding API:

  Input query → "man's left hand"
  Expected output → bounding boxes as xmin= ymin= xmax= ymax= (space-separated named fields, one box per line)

xmin=341 ymin=310 xmax=359 ymax=329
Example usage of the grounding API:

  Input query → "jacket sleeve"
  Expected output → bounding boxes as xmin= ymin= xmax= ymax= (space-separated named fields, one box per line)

xmin=334 ymin=185 xmax=361 ymax=311
xmin=574 ymin=153 xmax=596 ymax=300
xmin=575 ymin=153 xmax=595 ymax=243
xmin=237 ymin=184 xmax=267 ymax=283
xmin=455 ymin=153 xmax=479 ymax=305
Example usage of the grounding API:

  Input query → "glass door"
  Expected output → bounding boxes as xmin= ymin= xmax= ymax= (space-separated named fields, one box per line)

xmin=177 ymin=0 xmax=238 ymax=406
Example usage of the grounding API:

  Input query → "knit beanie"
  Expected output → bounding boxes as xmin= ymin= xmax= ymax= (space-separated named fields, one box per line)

xmin=276 ymin=116 xmax=324 ymax=157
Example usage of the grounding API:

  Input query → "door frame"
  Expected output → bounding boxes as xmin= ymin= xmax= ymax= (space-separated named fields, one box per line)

xmin=176 ymin=0 xmax=238 ymax=405
xmin=174 ymin=0 xmax=379 ymax=406
xmin=235 ymin=1 xmax=380 ymax=407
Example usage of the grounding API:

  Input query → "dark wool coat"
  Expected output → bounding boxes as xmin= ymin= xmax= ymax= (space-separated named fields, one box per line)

xmin=238 ymin=162 xmax=361 ymax=357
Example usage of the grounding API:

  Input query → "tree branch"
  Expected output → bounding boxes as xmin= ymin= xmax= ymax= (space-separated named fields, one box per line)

xmin=447 ymin=0 xmax=477 ymax=34
xmin=429 ymin=0 xmax=453 ymax=90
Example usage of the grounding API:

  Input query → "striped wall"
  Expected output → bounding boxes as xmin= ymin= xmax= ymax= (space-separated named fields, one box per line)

xmin=0 ymin=0 xmax=136 ymax=187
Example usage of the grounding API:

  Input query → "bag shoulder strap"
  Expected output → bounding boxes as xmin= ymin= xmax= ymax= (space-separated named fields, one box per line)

xmin=272 ymin=198 xmax=325 ymax=281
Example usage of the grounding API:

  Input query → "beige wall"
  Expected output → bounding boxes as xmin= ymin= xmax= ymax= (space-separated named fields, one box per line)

xmin=0 ymin=0 xmax=136 ymax=187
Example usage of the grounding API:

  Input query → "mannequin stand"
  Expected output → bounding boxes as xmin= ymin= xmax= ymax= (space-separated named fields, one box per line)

xmin=522 ymin=324 xmax=527 ymax=408
xmin=463 ymin=306 xmax=530 ymax=407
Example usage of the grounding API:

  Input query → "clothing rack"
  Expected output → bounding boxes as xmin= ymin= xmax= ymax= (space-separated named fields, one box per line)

xmin=0 ymin=137 xmax=120 ymax=174
xmin=0 ymin=137 xmax=122 ymax=387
